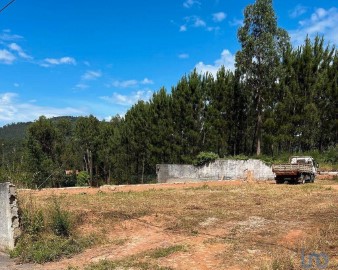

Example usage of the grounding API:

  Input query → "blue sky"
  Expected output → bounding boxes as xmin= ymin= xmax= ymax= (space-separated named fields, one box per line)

xmin=0 ymin=0 xmax=337 ymax=127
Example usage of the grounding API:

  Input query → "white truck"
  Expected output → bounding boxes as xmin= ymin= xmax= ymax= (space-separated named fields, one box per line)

xmin=272 ymin=156 xmax=318 ymax=184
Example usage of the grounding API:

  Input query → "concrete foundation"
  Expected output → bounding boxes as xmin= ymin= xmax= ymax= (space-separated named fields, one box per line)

xmin=0 ymin=183 xmax=20 ymax=250
xmin=157 ymin=159 xmax=275 ymax=183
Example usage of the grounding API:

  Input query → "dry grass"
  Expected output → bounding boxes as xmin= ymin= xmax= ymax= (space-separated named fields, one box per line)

xmin=17 ymin=179 xmax=338 ymax=269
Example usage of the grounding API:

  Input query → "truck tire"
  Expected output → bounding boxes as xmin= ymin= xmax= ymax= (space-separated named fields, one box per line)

xmin=310 ymin=175 xmax=315 ymax=183
xmin=299 ymin=174 xmax=306 ymax=184
xmin=275 ymin=177 xmax=284 ymax=184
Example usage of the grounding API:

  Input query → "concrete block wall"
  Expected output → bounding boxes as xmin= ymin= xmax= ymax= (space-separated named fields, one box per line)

xmin=157 ymin=159 xmax=275 ymax=183
xmin=0 ymin=182 xmax=20 ymax=250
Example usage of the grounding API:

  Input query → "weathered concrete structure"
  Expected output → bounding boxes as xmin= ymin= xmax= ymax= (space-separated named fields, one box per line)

xmin=0 ymin=183 xmax=20 ymax=250
xmin=157 ymin=159 xmax=275 ymax=183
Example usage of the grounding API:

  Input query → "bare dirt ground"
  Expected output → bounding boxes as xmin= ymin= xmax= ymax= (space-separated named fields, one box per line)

xmin=10 ymin=176 xmax=338 ymax=270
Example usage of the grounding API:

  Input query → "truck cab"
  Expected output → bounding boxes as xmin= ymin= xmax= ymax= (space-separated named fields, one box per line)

xmin=290 ymin=156 xmax=318 ymax=174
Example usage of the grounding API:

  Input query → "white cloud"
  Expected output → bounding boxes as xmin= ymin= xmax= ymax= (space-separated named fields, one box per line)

xmin=0 ymin=92 xmax=84 ymax=126
xmin=0 ymin=92 xmax=16 ymax=105
xmin=179 ymin=53 xmax=189 ymax=59
xmin=195 ymin=49 xmax=235 ymax=77
xmin=101 ymin=90 xmax=153 ymax=106
xmin=75 ymin=83 xmax=89 ymax=90
xmin=0 ymin=31 xmax=32 ymax=64
xmin=213 ymin=12 xmax=226 ymax=22
xmin=0 ymin=29 xmax=22 ymax=42
xmin=289 ymin=5 xmax=308 ymax=18
xmin=193 ymin=17 xmax=206 ymax=27
xmin=112 ymin=79 xmax=138 ymax=88
xmin=0 ymin=49 xmax=15 ymax=64
xmin=111 ymin=78 xmax=154 ymax=88
xmin=8 ymin=43 xmax=32 ymax=60
xmin=180 ymin=16 xmax=207 ymax=31
xmin=290 ymin=7 xmax=338 ymax=46
xmin=81 ymin=70 xmax=102 ymax=80
xmin=141 ymin=78 xmax=154 ymax=85
xmin=75 ymin=70 xmax=102 ymax=90
xmin=41 ymin=56 xmax=76 ymax=67
xmin=207 ymin=26 xmax=220 ymax=32
xmin=180 ymin=25 xmax=187 ymax=32
xmin=183 ymin=0 xmax=201 ymax=8
xmin=13 ymin=83 xmax=19 ymax=87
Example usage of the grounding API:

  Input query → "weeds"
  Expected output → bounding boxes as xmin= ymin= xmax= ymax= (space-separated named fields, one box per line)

xmin=83 ymin=245 xmax=186 ymax=270
xmin=145 ymin=245 xmax=186 ymax=258
xmin=260 ymin=253 xmax=297 ymax=270
xmin=11 ymin=235 xmax=82 ymax=263
xmin=11 ymin=195 xmax=98 ymax=263
xmin=84 ymin=260 xmax=173 ymax=270
xmin=21 ymin=207 xmax=44 ymax=235
xmin=50 ymin=197 xmax=71 ymax=237
xmin=110 ymin=237 xmax=129 ymax=246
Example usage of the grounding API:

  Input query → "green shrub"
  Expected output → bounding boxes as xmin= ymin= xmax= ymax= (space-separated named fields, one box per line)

xmin=324 ymin=146 xmax=338 ymax=164
xmin=194 ymin=152 xmax=219 ymax=166
xmin=76 ymin=171 xmax=90 ymax=186
xmin=50 ymin=198 xmax=71 ymax=237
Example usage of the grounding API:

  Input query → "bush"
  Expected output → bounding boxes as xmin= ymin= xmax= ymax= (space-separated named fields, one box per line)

xmin=194 ymin=152 xmax=219 ymax=166
xmin=50 ymin=198 xmax=71 ymax=237
xmin=324 ymin=146 xmax=338 ymax=164
xmin=76 ymin=171 xmax=90 ymax=186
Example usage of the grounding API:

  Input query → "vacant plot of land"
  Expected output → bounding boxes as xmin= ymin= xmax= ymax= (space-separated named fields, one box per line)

xmin=16 ymin=178 xmax=338 ymax=270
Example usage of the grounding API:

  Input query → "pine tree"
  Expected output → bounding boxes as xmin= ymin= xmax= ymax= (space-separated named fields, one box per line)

xmin=148 ymin=88 xmax=175 ymax=165
xmin=123 ymin=101 xmax=151 ymax=183
xmin=74 ymin=115 xmax=100 ymax=185
xmin=171 ymin=70 xmax=205 ymax=163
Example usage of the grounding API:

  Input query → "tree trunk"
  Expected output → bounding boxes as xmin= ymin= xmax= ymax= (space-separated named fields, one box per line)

xmin=256 ymin=113 xmax=262 ymax=156
xmin=108 ymin=165 xmax=111 ymax=185
xmin=141 ymin=156 xmax=145 ymax=184
xmin=86 ymin=149 xmax=93 ymax=186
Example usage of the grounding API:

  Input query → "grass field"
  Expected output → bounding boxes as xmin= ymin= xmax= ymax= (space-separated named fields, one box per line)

xmin=15 ymin=177 xmax=338 ymax=270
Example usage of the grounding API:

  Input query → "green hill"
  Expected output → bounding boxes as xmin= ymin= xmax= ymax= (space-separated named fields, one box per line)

xmin=0 ymin=116 xmax=79 ymax=141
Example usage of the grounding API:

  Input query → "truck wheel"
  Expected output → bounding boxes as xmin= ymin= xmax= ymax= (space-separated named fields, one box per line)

xmin=299 ymin=175 xmax=305 ymax=184
xmin=275 ymin=177 xmax=284 ymax=184
xmin=310 ymin=175 xmax=315 ymax=183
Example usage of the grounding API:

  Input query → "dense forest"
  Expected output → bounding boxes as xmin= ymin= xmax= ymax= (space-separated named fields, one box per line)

xmin=0 ymin=0 xmax=337 ymax=188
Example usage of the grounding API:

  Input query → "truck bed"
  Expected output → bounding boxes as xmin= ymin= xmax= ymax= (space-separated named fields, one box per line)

xmin=272 ymin=164 xmax=313 ymax=176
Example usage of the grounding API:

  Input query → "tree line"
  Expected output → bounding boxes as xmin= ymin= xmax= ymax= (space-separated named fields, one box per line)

xmin=0 ymin=0 xmax=337 ymax=188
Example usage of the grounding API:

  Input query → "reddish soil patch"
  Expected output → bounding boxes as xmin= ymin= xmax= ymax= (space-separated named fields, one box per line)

xmin=279 ymin=229 xmax=306 ymax=247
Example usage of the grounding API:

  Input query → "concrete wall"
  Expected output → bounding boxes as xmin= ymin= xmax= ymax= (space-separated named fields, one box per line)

xmin=0 ymin=182 xmax=20 ymax=250
xmin=156 ymin=159 xmax=275 ymax=183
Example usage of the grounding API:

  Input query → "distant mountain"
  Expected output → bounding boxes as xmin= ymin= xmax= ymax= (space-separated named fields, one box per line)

xmin=0 ymin=122 xmax=32 ymax=141
xmin=0 ymin=116 xmax=79 ymax=141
